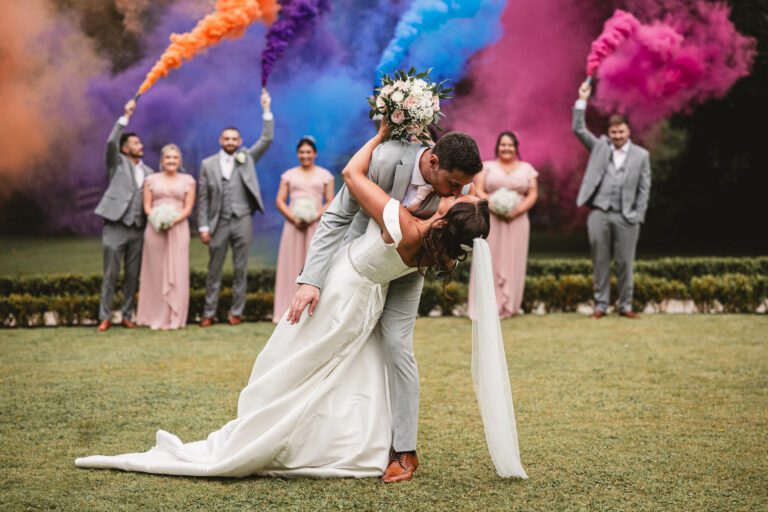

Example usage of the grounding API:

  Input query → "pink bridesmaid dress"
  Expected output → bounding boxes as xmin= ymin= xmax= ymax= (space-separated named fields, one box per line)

xmin=469 ymin=160 xmax=539 ymax=319
xmin=136 ymin=173 xmax=195 ymax=330
xmin=273 ymin=166 xmax=334 ymax=322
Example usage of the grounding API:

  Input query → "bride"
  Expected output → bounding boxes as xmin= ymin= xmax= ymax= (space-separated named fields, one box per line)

xmin=76 ymin=122 xmax=527 ymax=480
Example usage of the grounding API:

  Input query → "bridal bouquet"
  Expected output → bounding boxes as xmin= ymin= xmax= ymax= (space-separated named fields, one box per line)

xmin=148 ymin=204 xmax=179 ymax=232
xmin=292 ymin=198 xmax=317 ymax=224
xmin=368 ymin=67 xmax=452 ymax=144
xmin=489 ymin=188 xmax=522 ymax=216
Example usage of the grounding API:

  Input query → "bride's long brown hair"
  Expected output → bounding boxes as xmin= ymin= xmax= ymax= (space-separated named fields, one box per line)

xmin=416 ymin=199 xmax=491 ymax=279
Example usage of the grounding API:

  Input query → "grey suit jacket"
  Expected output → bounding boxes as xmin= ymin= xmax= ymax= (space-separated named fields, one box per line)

xmin=572 ymin=108 xmax=652 ymax=224
xmin=297 ymin=140 xmax=440 ymax=289
xmin=94 ymin=119 xmax=155 ymax=221
xmin=196 ymin=117 xmax=274 ymax=234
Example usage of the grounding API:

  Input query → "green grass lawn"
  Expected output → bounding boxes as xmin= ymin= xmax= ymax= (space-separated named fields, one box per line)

xmin=1 ymin=315 xmax=766 ymax=511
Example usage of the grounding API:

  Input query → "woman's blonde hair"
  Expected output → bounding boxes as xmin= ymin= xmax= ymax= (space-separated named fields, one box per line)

xmin=160 ymin=143 xmax=183 ymax=171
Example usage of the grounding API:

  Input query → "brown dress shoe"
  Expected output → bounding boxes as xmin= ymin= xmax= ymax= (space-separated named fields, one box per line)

xmin=97 ymin=320 xmax=112 ymax=332
xmin=199 ymin=317 xmax=214 ymax=328
xmin=121 ymin=319 xmax=137 ymax=329
xmin=619 ymin=310 xmax=640 ymax=319
xmin=590 ymin=310 xmax=607 ymax=319
xmin=227 ymin=315 xmax=243 ymax=326
xmin=381 ymin=451 xmax=419 ymax=483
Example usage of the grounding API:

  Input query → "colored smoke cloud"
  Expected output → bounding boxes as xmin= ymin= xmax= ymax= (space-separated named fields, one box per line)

xmin=376 ymin=0 xmax=506 ymax=82
xmin=137 ymin=0 xmax=280 ymax=95
xmin=586 ymin=9 xmax=640 ymax=77
xmin=592 ymin=2 xmax=756 ymax=127
xmin=261 ymin=0 xmax=331 ymax=86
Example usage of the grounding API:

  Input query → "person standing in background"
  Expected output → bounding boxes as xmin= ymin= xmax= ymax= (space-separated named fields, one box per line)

xmin=469 ymin=131 xmax=539 ymax=318
xmin=94 ymin=98 xmax=155 ymax=332
xmin=572 ymin=81 xmax=652 ymax=319
xmin=196 ymin=89 xmax=274 ymax=327
xmin=136 ymin=144 xmax=196 ymax=330
xmin=272 ymin=137 xmax=334 ymax=323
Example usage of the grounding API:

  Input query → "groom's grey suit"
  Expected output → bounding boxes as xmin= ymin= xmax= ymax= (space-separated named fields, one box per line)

xmin=95 ymin=117 xmax=154 ymax=322
xmin=572 ymin=105 xmax=652 ymax=313
xmin=298 ymin=140 xmax=440 ymax=452
xmin=197 ymin=115 xmax=274 ymax=319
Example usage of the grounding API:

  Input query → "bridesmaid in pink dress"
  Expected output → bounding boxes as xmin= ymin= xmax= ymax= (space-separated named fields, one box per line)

xmin=136 ymin=144 xmax=196 ymax=330
xmin=273 ymin=137 xmax=335 ymax=322
xmin=469 ymin=132 xmax=539 ymax=318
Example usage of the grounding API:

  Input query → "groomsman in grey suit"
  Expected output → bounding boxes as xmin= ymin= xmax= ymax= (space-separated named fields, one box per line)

xmin=288 ymin=132 xmax=482 ymax=483
xmin=197 ymin=89 xmax=274 ymax=327
xmin=94 ymin=98 xmax=154 ymax=332
xmin=572 ymin=81 xmax=652 ymax=319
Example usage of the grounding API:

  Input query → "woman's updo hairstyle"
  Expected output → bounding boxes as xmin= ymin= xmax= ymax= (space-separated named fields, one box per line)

xmin=417 ymin=199 xmax=491 ymax=279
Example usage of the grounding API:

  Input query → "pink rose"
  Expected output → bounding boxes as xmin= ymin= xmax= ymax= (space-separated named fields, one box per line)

xmin=380 ymin=85 xmax=395 ymax=97
xmin=391 ymin=109 xmax=406 ymax=124
xmin=406 ymin=123 xmax=423 ymax=135
xmin=432 ymin=96 xmax=440 ymax=112
xmin=404 ymin=95 xmax=419 ymax=109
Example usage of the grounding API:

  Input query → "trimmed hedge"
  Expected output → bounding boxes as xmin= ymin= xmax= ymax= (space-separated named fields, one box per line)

xmin=0 ymin=290 xmax=273 ymax=327
xmin=1 ymin=259 xmax=765 ymax=326
xmin=451 ymin=256 xmax=768 ymax=284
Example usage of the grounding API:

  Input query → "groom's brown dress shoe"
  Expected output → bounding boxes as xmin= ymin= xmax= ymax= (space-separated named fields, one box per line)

xmin=381 ymin=451 xmax=419 ymax=483
xmin=590 ymin=310 xmax=606 ymax=319
xmin=619 ymin=310 xmax=640 ymax=319
xmin=199 ymin=317 xmax=214 ymax=328
xmin=97 ymin=320 xmax=112 ymax=332
xmin=227 ymin=315 xmax=243 ymax=326
xmin=121 ymin=319 xmax=137 ymax=329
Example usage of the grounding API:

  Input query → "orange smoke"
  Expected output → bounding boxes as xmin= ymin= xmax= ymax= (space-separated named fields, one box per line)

xmin=137 ymin=0 xmax=280 ymax=95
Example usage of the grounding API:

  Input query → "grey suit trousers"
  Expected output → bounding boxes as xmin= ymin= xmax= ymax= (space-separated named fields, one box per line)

xmin=587 ymin=209 xmax=640 ymax=313
xmin=99 ymin=221 xmax=144 ymax=321
xmin=204 ymin=216 xmax=252 ymax=318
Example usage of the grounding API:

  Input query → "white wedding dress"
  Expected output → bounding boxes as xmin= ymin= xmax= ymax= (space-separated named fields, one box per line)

xmin=76 ymin=199 xmax=416 ymax=478
xmin=76 ymin=198 xmax=527 ymax=480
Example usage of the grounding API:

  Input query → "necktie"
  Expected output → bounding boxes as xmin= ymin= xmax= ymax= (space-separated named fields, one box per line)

xmin=407 ymin=184 xmax=433 ymax=213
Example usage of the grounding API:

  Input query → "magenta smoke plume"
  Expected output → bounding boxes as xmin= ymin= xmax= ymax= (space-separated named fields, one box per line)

xmin=593 ymin=1 xmax=756 ymax=127
xmin=586 ymin=9 xmax=640 ymax=79
xmin=260 ymin=0 xmax=331 ymax=86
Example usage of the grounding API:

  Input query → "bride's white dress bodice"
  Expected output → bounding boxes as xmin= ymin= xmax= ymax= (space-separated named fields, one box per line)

xmin=348 ymin=199 xmax=415 ymax=284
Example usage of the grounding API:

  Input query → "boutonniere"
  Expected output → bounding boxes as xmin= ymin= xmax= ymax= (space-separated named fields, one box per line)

xmin=235 ymin=151 xmax=247 ymax=164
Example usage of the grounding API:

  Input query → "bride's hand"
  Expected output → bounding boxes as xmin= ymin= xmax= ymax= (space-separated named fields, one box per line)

xmin=287 ymin=284 xmax=320 ymax=324
xmin=377 ymin=115 xmax=392 ymax=141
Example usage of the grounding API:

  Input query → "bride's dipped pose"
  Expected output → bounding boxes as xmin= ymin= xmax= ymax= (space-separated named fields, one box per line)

xmin=76 ymin=121 xmax=527 ymax=480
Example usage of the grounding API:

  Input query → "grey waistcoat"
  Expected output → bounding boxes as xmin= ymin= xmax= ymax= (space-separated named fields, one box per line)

xmin=118 ymin=173 xmax=145 ymax=227
xmin=220 ymin=172 xmax=252 ymax=220
xmin=591 ymin=159 xmax=625 ymax=212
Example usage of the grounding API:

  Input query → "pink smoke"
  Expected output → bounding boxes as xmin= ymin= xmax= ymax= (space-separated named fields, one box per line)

xmin=586 ymin=10 xmax=640 ymax=77
xmin=592 ymin=2 xmax=756 ymax=127
xmin=446 ymin=0 xmax=603 ymax=226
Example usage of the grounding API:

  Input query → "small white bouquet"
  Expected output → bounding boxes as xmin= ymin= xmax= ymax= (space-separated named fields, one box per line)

xmin=292 ymin=198 xmax=317 ymax=224
xmin=368 ymin=67 xmax=452 ymax=144
xmin=148 ymin=204 xmax=179 ymax=232
xmin=489 ymin=188 xmax=522 ymax=216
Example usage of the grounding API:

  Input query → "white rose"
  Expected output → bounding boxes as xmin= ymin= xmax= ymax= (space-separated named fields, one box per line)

xmin=376 ymin=95 xmax=387 ymax=113
xmin=404 ymin=95 xmax=419 ymax=110
xmin=394 ymin=80 xmax=407 ymax=90
xmin=235 ymin=152 xmax=247 ymax=164
xmin=380 ymin=84 xmax=394 ymax=97
xmin=391 ymin=90 xmax=405 ymax=103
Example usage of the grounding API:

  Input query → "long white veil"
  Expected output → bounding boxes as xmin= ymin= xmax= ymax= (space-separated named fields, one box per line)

xmin=470 ymin=238 xmax=528 ymax=479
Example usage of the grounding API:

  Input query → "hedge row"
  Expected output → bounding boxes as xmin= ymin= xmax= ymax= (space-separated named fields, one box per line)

xmin=5 ymin=273 xmax=763 ymax=327
xmin=2 ymin=257 xmax=766 ymax=296
xmin=452 ymin=256 xmax=768 ymax=283
xmin=0 ymin=289 xmax=274 ymax=327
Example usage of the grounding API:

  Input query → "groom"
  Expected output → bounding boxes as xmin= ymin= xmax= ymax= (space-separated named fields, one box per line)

xmin=197 ymin=89 xmax=274 ymax=327
xmin=572 ymin=81 xmax=652 ymax=318
xmin=288 ymin=131 xmax=483 ymax=483
xmin=94 ymin=98 xmax=154 ymax=332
